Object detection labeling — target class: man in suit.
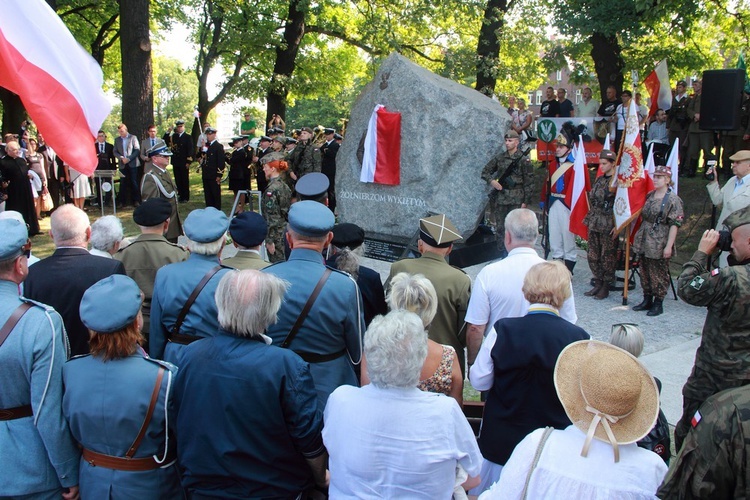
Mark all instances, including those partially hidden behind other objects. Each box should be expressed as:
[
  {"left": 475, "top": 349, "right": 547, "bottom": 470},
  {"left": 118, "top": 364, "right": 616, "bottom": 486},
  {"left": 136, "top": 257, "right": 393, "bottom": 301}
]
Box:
[
  {"left": 114, "top": 123, "right": 141, "bottom": 206},
  {"left": 170, "top": 120, "right": 194, "bottom": 203},
  {"left": 94, "top": 130, "right": 116, "bottom": 206},
  {"left": 140, "top": 124, "right": 159, "bottom": 176},
  {"left": 202, "top": 127, "right": 225, "bottom": 210},
  {"left": 385, "top": 214, "right": 471, "bottom": 375},
  {"left": 24, "top": 205, "right": 125, "bottom": 356},
  {"left": 321, "top": 127, "right": 340, "bottom": 214}
]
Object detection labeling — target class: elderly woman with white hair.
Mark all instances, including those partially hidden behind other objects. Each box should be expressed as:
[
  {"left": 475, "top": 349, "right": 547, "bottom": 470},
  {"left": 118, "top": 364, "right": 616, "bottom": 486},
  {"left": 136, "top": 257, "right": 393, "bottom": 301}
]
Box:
[
  {"left": 323, "top": 310, "right": 482, "bottom": 499},
  {"left": 361, "top": 272, "right": 463, "bottom": 404},
  {"left": 89, "top": 215, "right": 124, "bottom": 258},
  {"left": 174, "top": 270, "right": 328, "bottom": 498},
  {"left": 469, "top": 261, "right": 590, "bottom": 495}
]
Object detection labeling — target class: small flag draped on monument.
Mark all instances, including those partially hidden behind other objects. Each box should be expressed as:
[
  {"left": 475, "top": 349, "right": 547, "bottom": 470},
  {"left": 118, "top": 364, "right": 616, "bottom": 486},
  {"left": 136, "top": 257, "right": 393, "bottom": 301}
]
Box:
[
  {"left": 568, "top": 139, "right": 591, "bottom": 239},
  {"left": 643, "top": 59, "right": 672, "bottom": 118},
  {"left": 0, "top": 0, "right": 111, "bottom": 176},
  {"left": 612, "top": 98, "right": 654, "bottom": 233},
  {"left": 361, "top": 104, "right": 402, "bottom": 185}
]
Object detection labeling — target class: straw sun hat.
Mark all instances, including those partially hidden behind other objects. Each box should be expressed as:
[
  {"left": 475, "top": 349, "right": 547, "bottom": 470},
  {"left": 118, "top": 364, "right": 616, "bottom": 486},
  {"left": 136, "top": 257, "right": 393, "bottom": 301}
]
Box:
[{"left": 554, "top": 340, "right": 659, "bottom": 462}]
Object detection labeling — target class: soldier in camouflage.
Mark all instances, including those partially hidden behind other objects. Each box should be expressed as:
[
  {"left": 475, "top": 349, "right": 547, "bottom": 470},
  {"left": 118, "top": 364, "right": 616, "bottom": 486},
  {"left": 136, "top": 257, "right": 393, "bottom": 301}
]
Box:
[
  {"left": 260, "top": 153, "right": 292, "bottom": 263},
  {"left": 290, "top": 126, "right": 322, "bottom": 184},
  {"left": 582, "top": 150, "right": 617, "bottom": 300},
  {"left": 481, "top": 130, "right": 534, "bottom": 256},
  {"left": 658, "top": 385, "right": 750, "bottom": 499},
  {"left": 672, "top": 205, "right": 750, "bottom": 452}
]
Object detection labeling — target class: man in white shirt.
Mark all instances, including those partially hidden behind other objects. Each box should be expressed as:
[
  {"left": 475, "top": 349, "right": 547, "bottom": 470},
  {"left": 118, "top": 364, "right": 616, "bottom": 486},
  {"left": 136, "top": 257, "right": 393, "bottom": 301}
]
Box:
[
  {"left": 466, "top": 208, "right": 577, "bottom": 366},
  {"left": 647, "top": 108, "right": 670, "bottom": 162},
  {"left": 707, "top": 150, "right": 750, "bottom": 266}
]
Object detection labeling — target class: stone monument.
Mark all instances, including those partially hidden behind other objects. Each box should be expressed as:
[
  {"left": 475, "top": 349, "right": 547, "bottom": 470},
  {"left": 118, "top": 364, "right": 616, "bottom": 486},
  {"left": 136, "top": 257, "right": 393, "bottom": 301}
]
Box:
[{"left": 337, "top": 53, "right": 512, "bottom": 264}]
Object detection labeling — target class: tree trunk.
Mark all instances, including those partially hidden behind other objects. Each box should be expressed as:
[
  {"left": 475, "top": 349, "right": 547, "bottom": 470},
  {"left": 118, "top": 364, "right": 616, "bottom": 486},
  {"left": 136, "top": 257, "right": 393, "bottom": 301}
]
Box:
[
  {"left": 590, "top": 32, "right": 624, "bottom": 98},
  {"left": 119, "top": 0, "right": 153, "bottom": 140},
  {"left": 266, "top": 0, "right": 306, "bottom": 126},
  {"left": 475, "top": 0, "right": 507, "bottom": 97},
  {"left": 0, "top": 89, "right": 25, "bottom": 135}
]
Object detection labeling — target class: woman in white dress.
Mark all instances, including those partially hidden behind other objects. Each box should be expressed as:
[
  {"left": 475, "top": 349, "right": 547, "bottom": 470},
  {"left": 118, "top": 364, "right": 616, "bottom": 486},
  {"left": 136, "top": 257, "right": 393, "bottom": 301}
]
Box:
[{"left": 65, "top": 163, "right": 91, "bottom": 210}]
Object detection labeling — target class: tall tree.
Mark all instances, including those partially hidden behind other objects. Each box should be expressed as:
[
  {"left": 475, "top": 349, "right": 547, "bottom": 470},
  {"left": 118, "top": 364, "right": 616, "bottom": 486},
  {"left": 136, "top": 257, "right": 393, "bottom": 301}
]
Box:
[{"left": 120, "top": 0, "right": 153, "bottom": 140}]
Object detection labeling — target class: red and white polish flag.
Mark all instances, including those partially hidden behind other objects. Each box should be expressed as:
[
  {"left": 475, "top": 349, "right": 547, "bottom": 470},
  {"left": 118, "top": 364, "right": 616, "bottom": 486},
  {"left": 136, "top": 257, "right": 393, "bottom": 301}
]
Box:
[
  {"left": 568, "top": 138, "right": 591, "bottom": 239},
  {"left": 643, "top": 59, "right": 672, "bottom": 118},
  {"left": 665, "top": 137, "right": 680, "bottom": 195},
  {"left": 360, "top": 104, "right": 401, "bottom": 185},
  {"left": 0, "top": 0, "right": 110, "bottom": 176},
  {"left": 613, "top": 98, "right": 654, "bottom": 233}
]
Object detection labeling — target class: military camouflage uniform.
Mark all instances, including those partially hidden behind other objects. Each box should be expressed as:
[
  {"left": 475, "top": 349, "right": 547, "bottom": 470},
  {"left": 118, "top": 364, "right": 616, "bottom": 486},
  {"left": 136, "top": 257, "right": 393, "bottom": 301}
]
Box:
[
  {"left": 262, "top": 175, "right": 291, "bottom": 263},
  {"left": 292, "top": 140, "right": 322, "bottom": 179},
  {"left": 480, "top": 149, "right": 534, "bottom": 253},
  {"left": 659, "top": 385, "right": 750, "bottom": 499},
  {"left": 583, "top": 174, "right": 617, "bottom": 285},
  {"left": 673, "top": 249, "right": 750, "bottom": 451},
  {"left": 632, "top": 190, "right": 684, "bottom": 299}
]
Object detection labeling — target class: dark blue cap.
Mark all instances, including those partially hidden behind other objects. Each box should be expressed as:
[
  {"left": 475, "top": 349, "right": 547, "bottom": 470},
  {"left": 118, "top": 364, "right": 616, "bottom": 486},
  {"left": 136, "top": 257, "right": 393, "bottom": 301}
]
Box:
[
  {"left": 133, "top": 198, "right": 172, "bottom": 226},
  {"left": 229, "top": 212, "right": 268, "bottom": 248}
]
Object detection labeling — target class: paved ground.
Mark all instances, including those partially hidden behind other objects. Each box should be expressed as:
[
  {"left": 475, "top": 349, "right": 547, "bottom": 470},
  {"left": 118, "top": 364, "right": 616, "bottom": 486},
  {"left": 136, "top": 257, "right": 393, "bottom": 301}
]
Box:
[
  {"left": 218, "top": 241, "right": 704, "bottom": 427},
  {"left": 356, "top": 245, "right": 705, "bottom": 427}
]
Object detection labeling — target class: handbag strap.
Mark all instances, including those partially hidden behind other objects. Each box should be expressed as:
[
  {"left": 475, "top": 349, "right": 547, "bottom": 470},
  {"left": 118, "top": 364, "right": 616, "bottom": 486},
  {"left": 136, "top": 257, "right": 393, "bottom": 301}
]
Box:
[
  {"left": 281, "top": 268, "right": 332, "bottom": 349},
  {"left": 0, "top": 303, "right": 33, "bottom": 349},
  {"left": 125, "top": 367, "right": 165, "bottom": 458},
  {"left": 521, "top": 426, "right": 554, "bottom": 500},
  {"left": 171, "top": 265, "right": 223, "bottom": 336}
]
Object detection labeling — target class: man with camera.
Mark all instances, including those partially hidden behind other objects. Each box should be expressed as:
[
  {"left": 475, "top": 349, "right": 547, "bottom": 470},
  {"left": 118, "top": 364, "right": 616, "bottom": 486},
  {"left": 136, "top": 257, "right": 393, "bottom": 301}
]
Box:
[
  {"left": 706, "top": 150, "right": 750, "bottom": 267},
  {"left": 673, "top": 205, "right": 750, "bottom": 452}
]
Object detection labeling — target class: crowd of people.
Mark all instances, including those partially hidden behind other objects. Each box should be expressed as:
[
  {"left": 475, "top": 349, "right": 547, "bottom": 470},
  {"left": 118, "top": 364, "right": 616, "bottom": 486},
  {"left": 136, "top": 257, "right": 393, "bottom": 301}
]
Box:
[{"left": 3, "top": 92, "right": 750, "bottom": 499}]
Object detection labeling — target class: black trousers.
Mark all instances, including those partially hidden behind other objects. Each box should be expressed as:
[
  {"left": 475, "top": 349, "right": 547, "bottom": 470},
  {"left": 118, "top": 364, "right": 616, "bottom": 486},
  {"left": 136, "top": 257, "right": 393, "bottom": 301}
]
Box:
[
  {"left": 173, "top": 161, "right": 190, "bottom": 201},
  {"left": 203, "top": 176, "right": 221, "bottom": 210}
]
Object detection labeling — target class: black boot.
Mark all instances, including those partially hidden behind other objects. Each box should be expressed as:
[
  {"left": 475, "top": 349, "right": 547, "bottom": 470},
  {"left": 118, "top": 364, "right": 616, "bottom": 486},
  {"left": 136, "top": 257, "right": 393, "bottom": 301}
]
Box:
[
  {"left": 633, "top": 295, "right": 653, "bottom": 311},
  {"left": 647, "top": 298, "right": 664, "bottom": 316},
  {"left": 564, "top": 260, "right": 576, "bottom": 274},
  {"left": 584, "top": 279, "right": 602, "bottom": 297}
]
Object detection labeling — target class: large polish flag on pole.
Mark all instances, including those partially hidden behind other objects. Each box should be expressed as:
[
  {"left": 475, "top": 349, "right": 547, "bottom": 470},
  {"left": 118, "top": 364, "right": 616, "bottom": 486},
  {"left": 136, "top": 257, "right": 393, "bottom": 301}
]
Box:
[
  {"left": 360, "top": 104, "right": 401, "bottom": 185},
  {"left": 568, "top": 138, "right": 591, "bottom": 239},
  {"left": 612, "top": 98, "right": 654, "bottom": 233},
  {"left": 0, "top": 0, "right": 110, "bottom": 176},
  {"left": 643, "top": 59, "right": 672, "bottom": 118}
]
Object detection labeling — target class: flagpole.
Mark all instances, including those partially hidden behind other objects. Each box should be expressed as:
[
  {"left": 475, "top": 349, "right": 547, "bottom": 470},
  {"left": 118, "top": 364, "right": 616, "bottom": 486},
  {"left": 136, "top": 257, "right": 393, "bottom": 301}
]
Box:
[{"left": 623, "top": 225, "right": 631, "bottom": 306}]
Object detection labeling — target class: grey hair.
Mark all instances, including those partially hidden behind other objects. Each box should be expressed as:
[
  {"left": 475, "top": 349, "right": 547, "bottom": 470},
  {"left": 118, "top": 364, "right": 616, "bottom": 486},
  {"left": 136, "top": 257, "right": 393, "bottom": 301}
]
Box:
[
  {"left": 609, "top": 324, "right": 645, "bottom": 358},
  {"left": 505, "top": 208, "right": 539, "bottom": 244},
  {"left": 50, "top": 204, "right": 90, "bottom": 247},
  {"left": 215, "top": 270, "right": 289, "bottom": 337},
  {"left": 333, "top": 245, "right": 363, "bottom": 279},
  {"left": 90, "top": 215, "right": 124, "bottom": 252},
  {"left": 386, "top": 272, "right": 437, "bottom": 328},
  {"left": 186, "top": 233, "right": 226, "bottom": 255},
  {"left": 365, "top": 310, "right": 428, "bottom": 389}
]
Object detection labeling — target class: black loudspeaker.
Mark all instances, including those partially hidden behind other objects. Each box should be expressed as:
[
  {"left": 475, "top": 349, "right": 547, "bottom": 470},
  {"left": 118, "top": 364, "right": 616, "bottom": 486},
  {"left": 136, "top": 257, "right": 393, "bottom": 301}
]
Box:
[{"left": 700, "top": 69, "right": 745, "bottom": 131}]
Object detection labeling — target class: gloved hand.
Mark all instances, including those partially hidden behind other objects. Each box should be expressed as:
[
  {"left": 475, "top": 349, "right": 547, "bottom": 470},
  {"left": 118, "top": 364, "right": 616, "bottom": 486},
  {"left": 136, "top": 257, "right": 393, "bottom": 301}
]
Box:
[{"left": 539, "top": 201, "right": 545, "bottom": 211}]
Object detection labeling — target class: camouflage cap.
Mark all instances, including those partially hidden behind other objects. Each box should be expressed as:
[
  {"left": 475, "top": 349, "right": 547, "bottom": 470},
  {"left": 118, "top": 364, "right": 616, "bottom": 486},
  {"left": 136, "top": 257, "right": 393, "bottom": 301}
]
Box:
[
  {"left": 600, "top": 150, "right": 616, "bottom": 161},
  {"left": 504, "top": 130, "right": 520, "bottom": 140},
  {"left": 724, "top": 205, "right": 750, "bottom": 232},
  {"left": 419, "top": 214, "right": 462, "bottom": 248},
  {"left": 259, "top": 151, "right": 286, "bottom": 165}
]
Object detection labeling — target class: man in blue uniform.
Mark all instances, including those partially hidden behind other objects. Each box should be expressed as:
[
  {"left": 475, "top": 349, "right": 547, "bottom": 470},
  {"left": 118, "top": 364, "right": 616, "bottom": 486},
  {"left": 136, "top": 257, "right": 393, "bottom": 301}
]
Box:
[
  {"left": 263, "top": 201, "right": 364, "bottom": 408},
  {"left": 149, "top": 207, "right": 231, "bottom": 364},
  {"left": 0, "top": 219, "right": 79, "bottom": 499}
]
